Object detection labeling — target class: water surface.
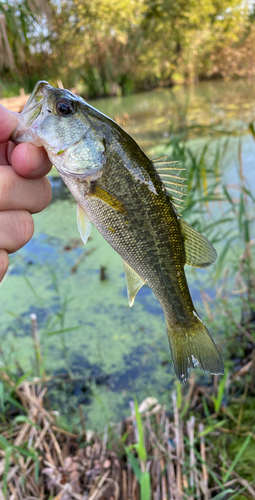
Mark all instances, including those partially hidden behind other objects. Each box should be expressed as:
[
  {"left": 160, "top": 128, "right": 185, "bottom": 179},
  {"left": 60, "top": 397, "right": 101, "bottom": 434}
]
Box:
[{"left": 1, "top": 80, "right": 255, "bottom": 430}]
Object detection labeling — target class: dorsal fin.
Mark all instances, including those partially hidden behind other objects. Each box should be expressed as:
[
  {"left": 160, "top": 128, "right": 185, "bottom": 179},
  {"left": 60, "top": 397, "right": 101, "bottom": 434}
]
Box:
[
  {"left": 152, "top": 157, "right": 187, "bottom": 210},
  {"left": 180, "top": 218, "right": 217, "bottom": 268},
  {"left": 122, "top": 259, "right": 145, "bottom": 306}
]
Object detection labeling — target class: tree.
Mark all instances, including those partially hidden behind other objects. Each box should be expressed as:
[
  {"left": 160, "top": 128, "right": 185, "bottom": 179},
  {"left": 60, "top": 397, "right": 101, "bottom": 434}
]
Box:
[{"left": 0, "top": 0, "right": 51, "bottom": 79}]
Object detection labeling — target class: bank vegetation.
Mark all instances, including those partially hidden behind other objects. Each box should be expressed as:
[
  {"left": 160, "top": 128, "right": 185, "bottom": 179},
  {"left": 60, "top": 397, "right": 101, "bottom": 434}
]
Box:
[{"left": 1, "top": 0, "right": 255, "bottom": 98}]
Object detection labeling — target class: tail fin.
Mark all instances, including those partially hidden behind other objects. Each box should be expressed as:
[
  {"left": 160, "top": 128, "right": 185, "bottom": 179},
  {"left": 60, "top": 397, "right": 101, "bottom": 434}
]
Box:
[{"left": 166, "top": 314, "right": 224, "bottom": 383}]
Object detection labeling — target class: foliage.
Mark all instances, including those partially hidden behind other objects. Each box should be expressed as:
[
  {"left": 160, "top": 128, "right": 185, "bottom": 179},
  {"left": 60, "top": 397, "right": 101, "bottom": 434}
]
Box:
[
  {"left": 0, "top": 0, "right": 255, "bottom": 96},
  {"left": 125, "top": 398, "right": 151, "bottom": 500},
  {"left": 0, "top": 1, "right": 50, "bottom": 78},
  {"left": 0, "top": 369, "right": 254, "bottom": 497},
  {"left": 1, "top": 77, "right": 255, "bottom": 496},
  {"left": 140, "top": 0, "right": 248, "bottom": 84}
]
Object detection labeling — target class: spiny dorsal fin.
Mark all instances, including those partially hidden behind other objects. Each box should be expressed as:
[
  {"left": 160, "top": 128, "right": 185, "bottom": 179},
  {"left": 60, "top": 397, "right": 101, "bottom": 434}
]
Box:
[
  {"left": 180, "top": 218, "right": 217, "bottom": 268},
  {"left": 152, "top": 157, "right": 187, "bottom": 210},
  {"left": 77, "top": 203, "right": 92, "bottom": 245},
  {"left": 122, "top": 259, "right": 145, "bottom": 307}
]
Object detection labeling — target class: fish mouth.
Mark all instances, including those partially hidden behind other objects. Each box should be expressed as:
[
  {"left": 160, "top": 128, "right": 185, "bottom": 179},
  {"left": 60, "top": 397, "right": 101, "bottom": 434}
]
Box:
[
  {"left": 11, "top": 81, "right": 49, "bottom": 145},
  {"left": 58, "top": 164, "right": 103, "bottom": 181},
  {"left": 19, "top": 80, "right": 49, "bottom": 125}
]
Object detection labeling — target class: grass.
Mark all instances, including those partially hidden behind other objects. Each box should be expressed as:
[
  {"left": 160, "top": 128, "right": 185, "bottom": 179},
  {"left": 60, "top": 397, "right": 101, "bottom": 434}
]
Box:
[
  {"left": 0, "top": 207, "right": 254, "bottom": 498},
  {"left": 0, "top": 358, "right": 255, "bottom": 498},
  {"left": 1, "top": 99, "right": 255, "bottom": 497},
  {"left": 125, "top": 399, "right": 151, "bottom": 500}
]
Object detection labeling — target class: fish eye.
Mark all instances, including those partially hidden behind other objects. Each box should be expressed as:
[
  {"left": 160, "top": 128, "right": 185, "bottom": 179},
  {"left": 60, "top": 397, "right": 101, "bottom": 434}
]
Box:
[{"left": 56, "top": 98, "right": 74, "bottom": 116}]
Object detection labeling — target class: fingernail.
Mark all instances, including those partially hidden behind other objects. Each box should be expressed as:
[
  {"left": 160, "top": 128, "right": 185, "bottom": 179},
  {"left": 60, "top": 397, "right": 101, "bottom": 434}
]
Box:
[{"left": 27, "top": 145, "right": 45, "bottom": 171}]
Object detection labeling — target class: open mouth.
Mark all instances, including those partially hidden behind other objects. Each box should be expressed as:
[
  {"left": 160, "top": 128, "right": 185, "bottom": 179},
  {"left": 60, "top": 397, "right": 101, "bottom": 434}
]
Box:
[
  {"left": 11, "top": 81, "right": 50, "bottom": 145},
  {"left": 20, "top": 82, "right": 49, "bottom": 127}
]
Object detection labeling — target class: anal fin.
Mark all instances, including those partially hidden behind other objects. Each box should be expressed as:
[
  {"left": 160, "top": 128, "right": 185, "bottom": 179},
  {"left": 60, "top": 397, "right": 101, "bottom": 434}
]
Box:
[
  {"left": 77, "top": 203, "right": 92, "bottom": 245},
  {"left": 122, "top": 259, "right": 145, "bottom": 307}
]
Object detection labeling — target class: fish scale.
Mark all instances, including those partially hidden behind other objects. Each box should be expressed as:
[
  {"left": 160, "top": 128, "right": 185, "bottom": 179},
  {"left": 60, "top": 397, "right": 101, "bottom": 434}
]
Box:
[{"left": 12, "top": 80, "right": 224, "bottom": 383}]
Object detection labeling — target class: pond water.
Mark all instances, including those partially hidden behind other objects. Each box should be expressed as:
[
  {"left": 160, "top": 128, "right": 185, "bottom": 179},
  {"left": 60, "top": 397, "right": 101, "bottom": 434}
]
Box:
[{"left": 1, "top": 80, "right": 255, "bottom": 430}]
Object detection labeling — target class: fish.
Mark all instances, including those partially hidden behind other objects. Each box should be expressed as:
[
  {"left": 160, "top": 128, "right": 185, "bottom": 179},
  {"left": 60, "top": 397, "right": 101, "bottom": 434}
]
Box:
[{"left": 11, "top": 81, "right": 224, "bottom": 382}]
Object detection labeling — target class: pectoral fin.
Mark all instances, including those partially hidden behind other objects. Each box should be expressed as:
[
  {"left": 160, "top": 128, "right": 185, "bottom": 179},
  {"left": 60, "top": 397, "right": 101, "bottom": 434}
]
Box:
[
  {"left": 122, "top": 259, "right": 145, "bottom": 307},
  {"left": 77, "top": 203, "right": 92, "bottom": 245},
  {"left": 180, "top": 219, "right": 217, "bottom": 268},
  {"left": 89, "top": 182, "right": 126, "bottom": 214}
]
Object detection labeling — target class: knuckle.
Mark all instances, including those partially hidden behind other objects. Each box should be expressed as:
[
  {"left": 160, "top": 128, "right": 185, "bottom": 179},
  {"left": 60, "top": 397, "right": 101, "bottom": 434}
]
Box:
[
  {"left": 18, "top": 210, "right": 34, "bottom": 245},
  {"left": 34, "top": 177, "right": 52, "bottom": 213},
  {"left": 0, "top": 166, "right": 13, "bottom": 209},
  {"left": 43, "top": 177, "right": 52, "bottom": 207},
  {"left": 13, "top": 210, "right": 34, "bottom": 248}
]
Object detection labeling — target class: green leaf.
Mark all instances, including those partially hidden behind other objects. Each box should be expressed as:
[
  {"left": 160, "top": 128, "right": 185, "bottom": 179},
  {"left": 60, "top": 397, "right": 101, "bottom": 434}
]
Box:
[
  {"left": 5, "top": 309, "right": 21, "bottom": 319},
  {"left": 223, "top": 428, "right": 254, "bottom": 483},
  {"left": 188, "top": 439, "right": 223, "bottom": 488},
  {"left": 134, "top": 398, "right": 146, "bottom": 461},
  {"left": 14, "top": 416, "right": 40, "bottom": 430},
  {"left": 0, "top": 382, "right": 4, "bottom": 408},
  {"left": 244, "top": 218, "right": 250, "bottom": 244},
  {"left": 13, "top": 446, "right": 38, "bottom": 461},
  {"left": 212, "top": 370, "right": 228, "bottom": 413},
  {"left": 176, "top": 382, "right": 182, "bottom": 410},
  {"left": 23, "top": 275, "right": 41, "bottom": 301},
  {"left": 140, "top": 471, "right": 151, "bottom": 500},
  {"left": 180, "top": 398, "right": 190, "bottom": 419},
  {"left": 238, "top": 193, "right": 245, "bottom": 233},
  {"left": 215, "top": 235, "right": 238, "bottom": 277},
  {"left": 121, "top": 432, "right": 128, "bottom": 443},
  {"left": 15, "top": 370, "right": 33, "bottom": 388},
  {"left": 46, "top": 326, "right": 80, "bottom": 336},
  {"left": 0, "top": 435, "right": 11, "bottom": 450},
  {"left": 229, "top": 479, "right": 255, "bottom": 499},
  {"left": 198, "top": 419, "right": 228, "bottom": 437},
  {"left": 222, "top": 185, "right": 235, "bottom": 208},
  {"left": 5, "top": 395, "right": 26, "bottom": 412},
  {"left": 125, "top": 447, "right": 142, "bottom": 482},
  {"left": 212, "top": 489, "right": 235, "bottom": 500},
  {"left": 248, "top": 122, "right": 255, "bottom": 140},
  {"left": 3, "top": 446, "right": 12, "bottom": 498}
]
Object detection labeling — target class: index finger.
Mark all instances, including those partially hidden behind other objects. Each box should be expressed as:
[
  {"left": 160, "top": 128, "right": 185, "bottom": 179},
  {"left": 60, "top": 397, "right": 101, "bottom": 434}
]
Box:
[
  {"left": 0, "top": 104, "right": 18, "bottom": 143},
  {"left": 11, "top": 143, "right": 52, "bottom": 179}
]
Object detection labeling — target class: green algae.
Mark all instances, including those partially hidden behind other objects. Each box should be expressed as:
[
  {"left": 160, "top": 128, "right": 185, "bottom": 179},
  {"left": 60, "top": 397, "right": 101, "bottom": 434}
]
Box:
[
  {"left": 1, "top": 198, "right": 176, "bottom": 429},
  {"left": 2, "top": 81, "right": 255, "bottom": 431}
]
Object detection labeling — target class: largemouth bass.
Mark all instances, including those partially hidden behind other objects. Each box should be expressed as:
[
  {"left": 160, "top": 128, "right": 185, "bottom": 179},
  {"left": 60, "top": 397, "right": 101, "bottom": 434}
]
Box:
[{"left": 12, "top": 81, "right": 224, "bottom": 382}]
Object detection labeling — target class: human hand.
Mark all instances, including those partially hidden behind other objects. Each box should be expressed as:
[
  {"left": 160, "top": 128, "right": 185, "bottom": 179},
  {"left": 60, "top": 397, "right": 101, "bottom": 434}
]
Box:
[{"left": 0, "top": 103, "right": 52, "bottom": 282}]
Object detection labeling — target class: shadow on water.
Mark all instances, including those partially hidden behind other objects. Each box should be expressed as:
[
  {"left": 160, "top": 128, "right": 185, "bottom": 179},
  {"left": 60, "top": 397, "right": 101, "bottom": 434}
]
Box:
[
  {"left": 49, "top": 354, "right": 110, "bottom": 412},
  {"left": 49, "top": 176, "right": 71, "bottom": 203},
  {"left": 5, "top": 305, "right": 60, "bottom": 337},
  {"left": 10, "top": 233, "right": 85, "bottom": 275},
  {"left": 48, "top": 343, "right": 173, "bottom": 424},
  {"left": 106, "top": 344, "right": 171, "bottom": 391}
]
